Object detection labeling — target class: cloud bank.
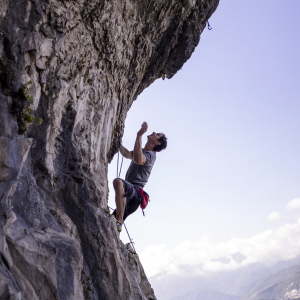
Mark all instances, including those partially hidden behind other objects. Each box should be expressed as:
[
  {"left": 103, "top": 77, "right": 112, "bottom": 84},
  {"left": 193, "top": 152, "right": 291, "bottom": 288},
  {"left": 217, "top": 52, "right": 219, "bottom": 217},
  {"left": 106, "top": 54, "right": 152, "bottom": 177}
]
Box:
[
  {"left": 140, "top": 218, "right": 300, "bottom": 277},
  {"left": 287, "top": 198, "right": 300, "bottom": 210},
  {"left": 267, "top": 211, "right": 280, "bottom": 220}
]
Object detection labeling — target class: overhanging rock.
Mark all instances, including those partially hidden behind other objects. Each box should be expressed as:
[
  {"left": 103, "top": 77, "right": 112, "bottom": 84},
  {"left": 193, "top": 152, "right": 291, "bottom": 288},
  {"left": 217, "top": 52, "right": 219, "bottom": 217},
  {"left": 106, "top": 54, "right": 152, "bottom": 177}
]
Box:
[{"left": 0, "top": 0, "right": 219, "bottom": 299}]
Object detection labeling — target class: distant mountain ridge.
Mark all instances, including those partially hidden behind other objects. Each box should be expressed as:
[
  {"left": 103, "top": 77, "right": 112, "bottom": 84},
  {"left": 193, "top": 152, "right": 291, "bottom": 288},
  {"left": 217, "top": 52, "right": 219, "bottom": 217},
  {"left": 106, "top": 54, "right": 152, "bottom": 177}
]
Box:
[
  {"left": 244, "top": 264, "right": 300, "bottom": 300},
  {"left": 149, "top": 256, "right": 300, "bottom": 300},
  {"left": 171, "top": 289, "right": 240, "bottom": 300}
]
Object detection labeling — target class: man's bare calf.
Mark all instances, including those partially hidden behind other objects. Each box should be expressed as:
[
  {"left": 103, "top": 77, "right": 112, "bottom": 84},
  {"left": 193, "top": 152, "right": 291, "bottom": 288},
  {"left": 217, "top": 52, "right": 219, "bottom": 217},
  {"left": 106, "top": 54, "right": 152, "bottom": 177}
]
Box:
[{"left": 113, "top": 178, "right": 126, "bottom": 223}]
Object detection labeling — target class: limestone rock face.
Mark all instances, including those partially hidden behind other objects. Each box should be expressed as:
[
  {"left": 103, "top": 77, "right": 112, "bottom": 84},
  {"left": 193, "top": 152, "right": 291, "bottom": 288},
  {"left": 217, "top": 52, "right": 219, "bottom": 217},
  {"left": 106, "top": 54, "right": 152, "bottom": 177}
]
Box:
[{"left": 0, "top": 0, "right": 219, "bottom": 299}]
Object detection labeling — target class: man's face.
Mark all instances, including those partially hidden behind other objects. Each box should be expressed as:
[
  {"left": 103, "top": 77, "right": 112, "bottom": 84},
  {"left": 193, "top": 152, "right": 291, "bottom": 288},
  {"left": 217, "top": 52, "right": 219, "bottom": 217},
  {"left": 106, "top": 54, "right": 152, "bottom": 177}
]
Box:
[{"left": 148, "top": 132, "right": 163, "bottom": 145}]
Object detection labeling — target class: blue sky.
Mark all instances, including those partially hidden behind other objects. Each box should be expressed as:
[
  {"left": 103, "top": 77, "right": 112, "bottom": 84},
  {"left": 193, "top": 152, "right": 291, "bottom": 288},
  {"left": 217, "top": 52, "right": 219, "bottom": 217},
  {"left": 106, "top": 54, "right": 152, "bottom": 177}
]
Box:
[{"left": 107, "top": 1, "right": 300, "bottom": 276}]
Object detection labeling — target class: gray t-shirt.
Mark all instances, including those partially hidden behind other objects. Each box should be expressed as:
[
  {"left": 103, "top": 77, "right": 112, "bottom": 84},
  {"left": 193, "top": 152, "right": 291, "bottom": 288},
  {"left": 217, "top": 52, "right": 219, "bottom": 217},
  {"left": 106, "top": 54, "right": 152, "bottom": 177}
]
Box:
[{"left": 125, "top": 150, "right": 156, "bottom": 188}]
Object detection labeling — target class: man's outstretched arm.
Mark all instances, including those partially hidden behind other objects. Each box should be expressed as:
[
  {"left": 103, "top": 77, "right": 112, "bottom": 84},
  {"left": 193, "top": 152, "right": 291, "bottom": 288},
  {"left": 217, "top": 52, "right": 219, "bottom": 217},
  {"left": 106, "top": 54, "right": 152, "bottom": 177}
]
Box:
[
  {"left": 119, "top": 145, "right": 132, "bottom": 159},
  {"left": 133, "top": 122, "right": 147, "bottom": 165}
]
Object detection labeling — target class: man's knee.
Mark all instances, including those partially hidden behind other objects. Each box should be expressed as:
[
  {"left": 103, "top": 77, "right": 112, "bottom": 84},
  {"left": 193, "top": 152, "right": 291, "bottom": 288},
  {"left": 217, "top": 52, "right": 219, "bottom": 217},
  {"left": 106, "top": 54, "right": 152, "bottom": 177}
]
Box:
[{"left": 113, "top": 178, "right": 124, "bottom": 192}]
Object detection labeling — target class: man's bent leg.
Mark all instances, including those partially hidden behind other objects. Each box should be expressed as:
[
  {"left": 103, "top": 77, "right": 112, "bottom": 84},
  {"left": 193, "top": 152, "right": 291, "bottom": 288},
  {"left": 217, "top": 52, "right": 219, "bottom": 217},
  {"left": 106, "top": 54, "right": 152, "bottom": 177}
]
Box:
[{"left": 113, "top": 178, "right": 126, "bottom": 222}]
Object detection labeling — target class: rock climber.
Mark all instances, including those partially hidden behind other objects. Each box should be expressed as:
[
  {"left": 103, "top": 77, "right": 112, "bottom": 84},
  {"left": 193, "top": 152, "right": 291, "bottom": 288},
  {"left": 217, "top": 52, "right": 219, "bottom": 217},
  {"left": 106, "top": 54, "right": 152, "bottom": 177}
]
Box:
[{"left": 112, "top": 122, "right": 167, "bottom": 232}]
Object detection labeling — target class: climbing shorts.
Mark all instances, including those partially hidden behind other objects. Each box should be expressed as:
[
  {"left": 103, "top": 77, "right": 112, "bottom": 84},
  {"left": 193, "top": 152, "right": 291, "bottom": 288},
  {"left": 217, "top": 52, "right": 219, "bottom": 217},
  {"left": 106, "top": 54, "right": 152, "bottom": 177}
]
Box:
[{"left": 114, "top": 179, "right": 142, "bottom": 221}]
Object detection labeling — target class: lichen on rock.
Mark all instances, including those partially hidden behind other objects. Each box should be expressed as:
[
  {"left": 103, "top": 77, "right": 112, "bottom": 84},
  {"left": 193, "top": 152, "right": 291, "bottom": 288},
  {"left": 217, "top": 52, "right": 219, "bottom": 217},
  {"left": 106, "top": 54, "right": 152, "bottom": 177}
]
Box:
[{"left": 0, "top": 0, "right": 219, "bottom": 299}]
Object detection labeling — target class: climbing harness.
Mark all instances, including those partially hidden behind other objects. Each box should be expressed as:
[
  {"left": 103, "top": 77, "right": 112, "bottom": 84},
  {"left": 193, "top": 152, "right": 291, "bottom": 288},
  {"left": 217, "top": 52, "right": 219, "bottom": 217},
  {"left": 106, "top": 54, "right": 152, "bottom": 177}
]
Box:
[
  {"left": 207, "top": 21, "right": 212, "bottom": 30},
  {"left": 116, "top": 145, "right": 124, "bottom": 178},
  {"left": 108, "top": 205, "right": 136, "bottom": 253}
]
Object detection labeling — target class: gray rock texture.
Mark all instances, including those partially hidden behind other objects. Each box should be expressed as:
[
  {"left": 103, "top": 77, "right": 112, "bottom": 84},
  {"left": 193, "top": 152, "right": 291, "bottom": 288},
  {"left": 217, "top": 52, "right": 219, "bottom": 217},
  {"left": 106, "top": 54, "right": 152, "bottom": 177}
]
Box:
[{"left": 0, "top": 0, "right": 219, "bottom": 299}]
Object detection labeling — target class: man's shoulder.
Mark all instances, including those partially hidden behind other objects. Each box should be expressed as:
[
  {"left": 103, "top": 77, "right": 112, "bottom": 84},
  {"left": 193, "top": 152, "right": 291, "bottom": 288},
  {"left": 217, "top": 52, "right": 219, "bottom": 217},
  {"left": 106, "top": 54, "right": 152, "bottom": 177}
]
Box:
[
  {"left": 143, "top": 150, "right": 156, "bottom": 165},
  {"left": 143, "top": 150, "right": 156, "bottom": 157},
  {"left": 144, "top": 150, "right": 156, "bottom": 154}
]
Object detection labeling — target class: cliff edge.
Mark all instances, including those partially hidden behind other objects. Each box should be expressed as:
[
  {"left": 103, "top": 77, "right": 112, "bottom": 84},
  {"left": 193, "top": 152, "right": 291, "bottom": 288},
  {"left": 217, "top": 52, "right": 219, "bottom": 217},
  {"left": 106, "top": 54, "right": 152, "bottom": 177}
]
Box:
[{"left": 0, "top": 0, "right": 219, "bottom": 299}]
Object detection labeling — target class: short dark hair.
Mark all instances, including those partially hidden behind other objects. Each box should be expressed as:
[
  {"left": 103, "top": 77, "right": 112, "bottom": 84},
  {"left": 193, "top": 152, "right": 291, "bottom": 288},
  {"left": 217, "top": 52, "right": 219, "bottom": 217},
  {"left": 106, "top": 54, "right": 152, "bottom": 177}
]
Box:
[{"left": 153, "top": 133, "right": 167, "bottom": 152}]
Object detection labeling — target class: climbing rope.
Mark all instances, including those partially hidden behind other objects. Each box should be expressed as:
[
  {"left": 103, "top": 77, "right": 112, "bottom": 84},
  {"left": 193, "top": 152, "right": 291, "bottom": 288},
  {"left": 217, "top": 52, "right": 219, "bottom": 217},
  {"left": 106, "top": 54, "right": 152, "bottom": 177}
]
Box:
[
  {"left": 207, "top": 21, "right": 212, "bottom": 30},
  {"left": 114, "top": 145, "right": 136, "bottom": 253},
  {"left": 108, "top": 205, "right": 136, "bottom": 253},
  {"left": 123, "top": 222, "right": 136, "bottom": 253},
  {"left": 116, "top": 145, "right": 124, "bottom": 178}
]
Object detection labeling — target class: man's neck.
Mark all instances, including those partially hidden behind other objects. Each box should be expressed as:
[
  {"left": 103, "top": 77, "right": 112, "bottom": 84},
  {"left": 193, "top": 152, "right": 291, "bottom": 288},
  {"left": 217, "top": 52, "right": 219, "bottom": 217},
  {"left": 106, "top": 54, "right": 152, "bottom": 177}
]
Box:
[{"left": 143, "top": 142, "right": 154, "bottom": 152}]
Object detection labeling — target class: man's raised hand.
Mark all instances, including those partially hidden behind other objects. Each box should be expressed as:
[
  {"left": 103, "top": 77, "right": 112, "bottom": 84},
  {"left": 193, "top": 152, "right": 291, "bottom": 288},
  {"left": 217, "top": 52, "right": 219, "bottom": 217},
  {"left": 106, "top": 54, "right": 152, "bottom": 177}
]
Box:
[{"left": 137, "top": 122, "right": 148, "bottom": 137}]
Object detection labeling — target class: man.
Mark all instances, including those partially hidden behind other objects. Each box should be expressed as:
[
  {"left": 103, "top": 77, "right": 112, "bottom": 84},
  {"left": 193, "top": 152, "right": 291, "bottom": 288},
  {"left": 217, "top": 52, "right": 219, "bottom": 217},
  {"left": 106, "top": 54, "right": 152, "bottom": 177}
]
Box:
[{"left": 113, "top": 122, "right": 167, "bottom": 232}]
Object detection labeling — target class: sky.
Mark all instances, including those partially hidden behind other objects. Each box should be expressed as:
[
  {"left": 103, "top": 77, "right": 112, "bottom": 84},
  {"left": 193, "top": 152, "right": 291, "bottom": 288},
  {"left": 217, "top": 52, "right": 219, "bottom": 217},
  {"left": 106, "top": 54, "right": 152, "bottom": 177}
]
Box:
[{"left": 107, "top": 1, "right": 300, "bottom": 278}]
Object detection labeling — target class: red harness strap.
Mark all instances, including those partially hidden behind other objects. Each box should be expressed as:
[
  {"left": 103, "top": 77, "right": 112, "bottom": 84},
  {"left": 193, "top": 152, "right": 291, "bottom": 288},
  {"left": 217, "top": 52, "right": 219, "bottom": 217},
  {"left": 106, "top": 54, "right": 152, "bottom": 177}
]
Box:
[{"left": 138, "top": 189, "right": 150, "bottom": 210}]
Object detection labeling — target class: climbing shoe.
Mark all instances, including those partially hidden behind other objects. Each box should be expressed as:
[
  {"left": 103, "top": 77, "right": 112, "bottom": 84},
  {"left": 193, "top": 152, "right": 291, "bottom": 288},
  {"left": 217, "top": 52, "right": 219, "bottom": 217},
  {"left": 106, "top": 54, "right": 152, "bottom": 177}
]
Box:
[{"left": 116, "top": 219, "right": 122, "bottom": 233}]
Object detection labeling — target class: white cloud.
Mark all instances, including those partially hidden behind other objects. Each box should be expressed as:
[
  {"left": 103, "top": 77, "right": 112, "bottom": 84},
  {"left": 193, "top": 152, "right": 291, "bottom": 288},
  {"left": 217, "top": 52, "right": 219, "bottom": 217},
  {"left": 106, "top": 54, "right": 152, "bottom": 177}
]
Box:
[
  {"left": 267, "top": 211, "right": 280, "bottom": 220},
  {"left": 287, "top": 198, "right": 300, "bottom": 210},
  {"left": 140, "top": 218, "right": 300, "bottom": 277}
]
